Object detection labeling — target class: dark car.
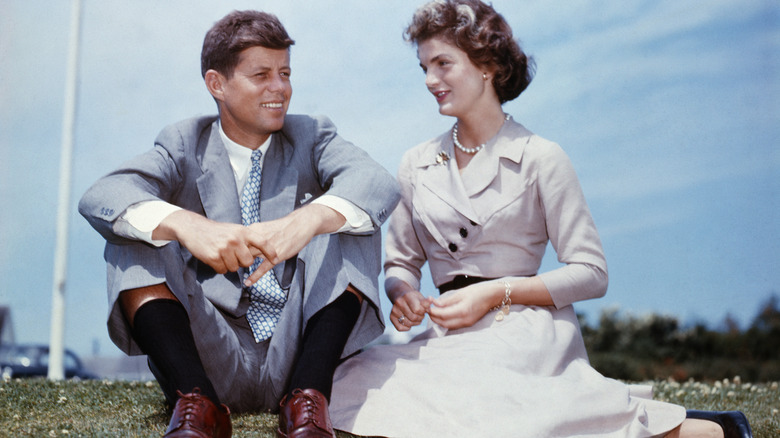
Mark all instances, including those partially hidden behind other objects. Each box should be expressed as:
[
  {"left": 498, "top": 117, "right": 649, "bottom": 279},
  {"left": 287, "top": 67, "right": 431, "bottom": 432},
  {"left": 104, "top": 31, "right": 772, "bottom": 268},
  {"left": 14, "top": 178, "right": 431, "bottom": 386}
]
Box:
[{"left": 0, "top": 344, "right": 95, "bottom": 379}]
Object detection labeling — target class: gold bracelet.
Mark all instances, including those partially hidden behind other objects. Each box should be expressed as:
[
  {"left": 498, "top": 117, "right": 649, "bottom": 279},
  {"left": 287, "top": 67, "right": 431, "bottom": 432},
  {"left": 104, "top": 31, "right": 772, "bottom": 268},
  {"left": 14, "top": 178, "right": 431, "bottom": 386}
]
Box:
[{"left": 491, "top": 281, "right": 512, "bottom": 321}]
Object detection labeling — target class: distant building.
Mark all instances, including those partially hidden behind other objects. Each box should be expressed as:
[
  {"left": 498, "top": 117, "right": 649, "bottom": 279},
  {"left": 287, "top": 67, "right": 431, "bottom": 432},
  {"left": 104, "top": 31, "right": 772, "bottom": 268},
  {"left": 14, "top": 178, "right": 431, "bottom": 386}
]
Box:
[{"left": 0, "top": 306, "right": 14, "bottom": 346}]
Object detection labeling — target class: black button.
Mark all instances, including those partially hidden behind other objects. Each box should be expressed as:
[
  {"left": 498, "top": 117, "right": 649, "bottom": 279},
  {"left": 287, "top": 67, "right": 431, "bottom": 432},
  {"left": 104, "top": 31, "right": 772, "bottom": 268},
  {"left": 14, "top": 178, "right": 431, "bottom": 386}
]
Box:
[
  {"left": 448, "top": 243, "right": 458, "bottom": 252},
  {"left": 459, "top": 227, "right": 468, "bottom": 238},
  {"left": 469, "top": 220, "right": 477, "bottom": 226}
]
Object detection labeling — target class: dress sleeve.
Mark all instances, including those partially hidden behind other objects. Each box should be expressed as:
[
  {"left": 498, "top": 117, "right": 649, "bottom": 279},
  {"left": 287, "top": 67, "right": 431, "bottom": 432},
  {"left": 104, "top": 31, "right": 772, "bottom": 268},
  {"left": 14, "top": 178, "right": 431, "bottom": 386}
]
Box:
[
  {"left": 535, "top": 143, "right": 608, "bottom": 308},
  {"left": 384, "top": 151, "right": 427, "bottom": 292}
]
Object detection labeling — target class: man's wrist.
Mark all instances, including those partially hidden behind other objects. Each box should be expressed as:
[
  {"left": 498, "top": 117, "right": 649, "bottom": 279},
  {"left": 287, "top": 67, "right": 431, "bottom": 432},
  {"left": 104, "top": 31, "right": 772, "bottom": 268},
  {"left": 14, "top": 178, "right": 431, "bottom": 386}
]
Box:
[
  {"left": 299, "top": 203, "right": 346, "bottom": 236},
  {"left": 312, "top": 195, "right": 372, "bottom": 233},
  {"left": 153, "top": 209, "right": 195, "bottom": 242}
]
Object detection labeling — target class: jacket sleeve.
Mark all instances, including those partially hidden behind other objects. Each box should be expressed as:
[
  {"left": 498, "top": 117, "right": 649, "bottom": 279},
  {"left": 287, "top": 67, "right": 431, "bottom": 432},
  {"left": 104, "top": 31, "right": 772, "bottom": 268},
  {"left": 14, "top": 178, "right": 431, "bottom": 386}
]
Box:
[
  {"left": 78, "top": 126, "right": 186, "bottom": 244},
  {"left": 283, "top": 115, "right": 400, "bottom": 233}
]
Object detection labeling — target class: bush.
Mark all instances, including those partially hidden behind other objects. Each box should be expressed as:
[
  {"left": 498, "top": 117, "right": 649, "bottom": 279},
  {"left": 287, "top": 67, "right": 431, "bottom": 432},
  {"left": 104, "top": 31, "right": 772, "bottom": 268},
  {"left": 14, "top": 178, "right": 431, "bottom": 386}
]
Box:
[{"left": 580, "top": 294, "right": 780, "bottom": 382}]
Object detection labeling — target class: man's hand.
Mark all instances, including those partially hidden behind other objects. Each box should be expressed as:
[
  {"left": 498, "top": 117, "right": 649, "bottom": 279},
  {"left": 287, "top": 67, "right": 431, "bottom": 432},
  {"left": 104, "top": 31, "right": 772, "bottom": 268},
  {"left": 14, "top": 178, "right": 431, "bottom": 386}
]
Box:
[
  {"left": 243, "top": 203, "right": 346, "bottom": 285},
  {"left": 154, "top": 204, "right": 346, "bottom": 284},
  {"left": 153, "top": 209, "right": 258, "bottom": 274}
]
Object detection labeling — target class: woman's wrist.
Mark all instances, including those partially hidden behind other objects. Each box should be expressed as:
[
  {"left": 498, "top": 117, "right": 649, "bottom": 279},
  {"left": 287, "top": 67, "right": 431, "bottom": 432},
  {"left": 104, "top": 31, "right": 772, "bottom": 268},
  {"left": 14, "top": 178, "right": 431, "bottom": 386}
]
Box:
[
  {"left": 489, "top": 280, "right": 512, "bottom": 321},
  {"left": 482, "top": 280, "right": 507, "bottom": 311},
  {"left": 385, "top": 277, "right": 414, "bottom": 304}
]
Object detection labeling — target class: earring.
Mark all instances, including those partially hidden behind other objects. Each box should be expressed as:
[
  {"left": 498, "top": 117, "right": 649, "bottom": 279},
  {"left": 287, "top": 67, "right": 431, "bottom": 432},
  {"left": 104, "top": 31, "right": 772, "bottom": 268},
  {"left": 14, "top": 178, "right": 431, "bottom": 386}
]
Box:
[{"left": 483, "top": 73, "right": 488, "bottom": 81}]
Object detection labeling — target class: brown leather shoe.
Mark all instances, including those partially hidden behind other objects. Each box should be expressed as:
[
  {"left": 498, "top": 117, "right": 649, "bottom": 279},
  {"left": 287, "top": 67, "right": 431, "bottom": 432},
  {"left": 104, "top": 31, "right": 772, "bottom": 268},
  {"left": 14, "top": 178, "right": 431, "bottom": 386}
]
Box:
[
  {"left": 164, "top": 389, "right": 232, "bottom": 438},
  {"left": 277, "top": 388, "right": 336, "bottom": 438}
]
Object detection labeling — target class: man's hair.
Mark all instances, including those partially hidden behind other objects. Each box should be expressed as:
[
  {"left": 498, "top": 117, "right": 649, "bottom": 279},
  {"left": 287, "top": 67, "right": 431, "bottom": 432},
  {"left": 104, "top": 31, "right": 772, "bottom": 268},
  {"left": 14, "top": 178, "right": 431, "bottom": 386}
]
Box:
[
  {"left": 404, "top": 0, "right": 535, "bottom": 103},
  {"left": 201, "top": 10, "right": 295, "bottom": 78}
]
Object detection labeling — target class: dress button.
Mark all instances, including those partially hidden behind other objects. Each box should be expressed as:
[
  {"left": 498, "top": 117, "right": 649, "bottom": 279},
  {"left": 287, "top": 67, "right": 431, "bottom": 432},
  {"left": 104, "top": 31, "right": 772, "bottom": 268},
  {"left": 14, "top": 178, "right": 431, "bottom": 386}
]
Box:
[
  {"left": 459, "top": 227, "right": 468, "bottom": 238},
  {"left": 448, "top": 243, "right": 458, "bottom": 252}
]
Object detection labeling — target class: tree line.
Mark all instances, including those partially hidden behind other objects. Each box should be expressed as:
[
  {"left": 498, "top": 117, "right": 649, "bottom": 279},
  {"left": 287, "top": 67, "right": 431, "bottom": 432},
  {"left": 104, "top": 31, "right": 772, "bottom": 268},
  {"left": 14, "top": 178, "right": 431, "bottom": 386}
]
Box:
[{"left": 579, "top": 294, "right": 780, "bottom": 382}]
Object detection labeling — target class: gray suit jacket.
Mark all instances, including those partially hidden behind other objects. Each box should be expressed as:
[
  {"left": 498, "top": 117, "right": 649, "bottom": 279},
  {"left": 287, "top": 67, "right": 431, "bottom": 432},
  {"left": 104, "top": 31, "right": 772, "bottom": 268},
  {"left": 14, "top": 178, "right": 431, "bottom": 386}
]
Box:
[{"left": 80, "top": 114, "right": 400, "bottom": 358}]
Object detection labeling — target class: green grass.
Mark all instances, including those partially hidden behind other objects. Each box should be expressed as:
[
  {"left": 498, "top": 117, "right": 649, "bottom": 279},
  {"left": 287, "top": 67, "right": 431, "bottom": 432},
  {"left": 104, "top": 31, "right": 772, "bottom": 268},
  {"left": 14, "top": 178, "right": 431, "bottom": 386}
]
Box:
[
  {"left": 0, "top": 377, "right": 777, "bottom": 437},
  {"left": 651, "top": 377, "right": 779, "bottom": 437}
]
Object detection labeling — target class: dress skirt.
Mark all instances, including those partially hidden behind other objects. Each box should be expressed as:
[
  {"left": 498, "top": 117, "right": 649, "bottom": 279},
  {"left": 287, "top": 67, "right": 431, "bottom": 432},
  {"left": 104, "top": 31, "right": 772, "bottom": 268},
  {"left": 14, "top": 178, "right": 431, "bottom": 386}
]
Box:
[{"left": 330, "top": 304, "right": 686, "bottom": 437}]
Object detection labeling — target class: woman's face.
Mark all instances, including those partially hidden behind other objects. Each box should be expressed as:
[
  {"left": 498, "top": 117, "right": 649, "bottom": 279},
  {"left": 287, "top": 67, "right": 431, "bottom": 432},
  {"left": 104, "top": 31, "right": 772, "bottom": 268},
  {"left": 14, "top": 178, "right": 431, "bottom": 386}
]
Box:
[{"left": 417, "top": 37, "right": 496, "bottom": 119}]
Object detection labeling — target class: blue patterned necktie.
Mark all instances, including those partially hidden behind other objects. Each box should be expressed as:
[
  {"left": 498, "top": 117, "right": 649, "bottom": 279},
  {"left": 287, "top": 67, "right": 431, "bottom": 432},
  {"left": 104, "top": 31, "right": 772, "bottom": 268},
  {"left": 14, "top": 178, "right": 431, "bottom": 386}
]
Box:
[{"left": 241, "top": 149, "right": 287, "bottom": 342}]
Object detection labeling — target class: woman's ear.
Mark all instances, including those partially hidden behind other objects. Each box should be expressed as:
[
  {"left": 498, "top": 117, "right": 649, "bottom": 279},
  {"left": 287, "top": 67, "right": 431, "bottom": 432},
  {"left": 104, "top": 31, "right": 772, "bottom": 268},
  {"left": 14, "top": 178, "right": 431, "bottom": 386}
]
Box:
[
  {"left": 482, "top": 63, "right": 498, "bottom": 81},
  {"left": 204, "top": 69, "right": 224, "bottom": 101}
]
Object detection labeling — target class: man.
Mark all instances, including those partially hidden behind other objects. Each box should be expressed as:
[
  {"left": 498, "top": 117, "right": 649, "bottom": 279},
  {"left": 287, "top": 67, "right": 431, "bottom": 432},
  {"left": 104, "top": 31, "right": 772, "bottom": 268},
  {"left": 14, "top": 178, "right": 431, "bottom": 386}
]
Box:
[{"left": 79, "top": 10, "right": 399, "bottom": 438}]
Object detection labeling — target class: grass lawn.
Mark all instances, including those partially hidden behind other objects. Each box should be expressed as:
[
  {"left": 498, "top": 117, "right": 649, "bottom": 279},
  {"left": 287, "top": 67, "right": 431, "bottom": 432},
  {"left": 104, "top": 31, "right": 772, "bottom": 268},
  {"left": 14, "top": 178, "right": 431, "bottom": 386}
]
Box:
[{"left": 1, "top": 377, "right": 777, "bottom": 437}]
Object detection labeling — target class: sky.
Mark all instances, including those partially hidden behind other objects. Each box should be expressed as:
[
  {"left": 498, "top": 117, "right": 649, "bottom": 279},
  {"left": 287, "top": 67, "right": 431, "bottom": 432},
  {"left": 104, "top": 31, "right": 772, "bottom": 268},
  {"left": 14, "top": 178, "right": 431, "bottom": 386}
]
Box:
[{"left": 1, "top": 0, "right": 778, "bottom": 359}]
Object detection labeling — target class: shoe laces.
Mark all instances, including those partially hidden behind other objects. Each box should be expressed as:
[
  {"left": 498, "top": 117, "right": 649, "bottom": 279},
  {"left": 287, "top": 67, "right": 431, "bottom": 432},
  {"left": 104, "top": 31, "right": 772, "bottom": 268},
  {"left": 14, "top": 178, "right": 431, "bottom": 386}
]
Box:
[
  {"left": 294, "top": 391, "right": 319, "bottom": 412},
  {"left": 173, "top": 389, "right": 208, "bottom": 426},
  {"left": 290, "top": 389, "right": 325, "bottom": 427}
]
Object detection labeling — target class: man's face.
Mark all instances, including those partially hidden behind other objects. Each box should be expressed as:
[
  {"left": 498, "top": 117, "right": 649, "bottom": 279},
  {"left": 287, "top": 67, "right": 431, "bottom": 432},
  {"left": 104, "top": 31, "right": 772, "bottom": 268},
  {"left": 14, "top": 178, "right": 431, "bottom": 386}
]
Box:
[{"left": 213, "top": 46, "right": 292, "bottom": 148}]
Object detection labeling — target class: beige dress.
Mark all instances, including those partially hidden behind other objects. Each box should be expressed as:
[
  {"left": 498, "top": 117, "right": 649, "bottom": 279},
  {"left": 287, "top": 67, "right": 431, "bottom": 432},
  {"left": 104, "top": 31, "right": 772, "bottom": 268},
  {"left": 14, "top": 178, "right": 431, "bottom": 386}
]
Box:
[{"left": 330, "top": 119, "right": 686, "bottom": 437}]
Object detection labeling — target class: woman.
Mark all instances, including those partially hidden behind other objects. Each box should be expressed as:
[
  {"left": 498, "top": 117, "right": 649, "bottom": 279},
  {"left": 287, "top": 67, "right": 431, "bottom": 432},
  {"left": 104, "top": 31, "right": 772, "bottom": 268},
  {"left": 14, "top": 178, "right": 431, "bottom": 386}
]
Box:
[{"left": 329, "top": 1, "right": 751, "bottom": 437}]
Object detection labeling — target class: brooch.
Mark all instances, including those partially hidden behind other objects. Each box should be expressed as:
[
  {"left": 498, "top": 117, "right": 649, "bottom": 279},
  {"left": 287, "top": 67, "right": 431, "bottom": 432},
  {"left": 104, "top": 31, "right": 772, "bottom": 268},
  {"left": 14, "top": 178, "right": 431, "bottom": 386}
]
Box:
[{"left": 435, "top": 151, "right": 450, "bottom": 165}]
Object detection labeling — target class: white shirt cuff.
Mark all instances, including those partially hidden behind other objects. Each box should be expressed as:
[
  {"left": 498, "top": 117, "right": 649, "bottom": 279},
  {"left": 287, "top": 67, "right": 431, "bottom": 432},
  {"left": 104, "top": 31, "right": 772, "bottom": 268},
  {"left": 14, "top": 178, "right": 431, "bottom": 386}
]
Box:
[
  {"left": 113, "top": 201, "right": 183, "bottom": 247},
  {"left": 311, "top": 195, "right": 373, "bottom": 233}
]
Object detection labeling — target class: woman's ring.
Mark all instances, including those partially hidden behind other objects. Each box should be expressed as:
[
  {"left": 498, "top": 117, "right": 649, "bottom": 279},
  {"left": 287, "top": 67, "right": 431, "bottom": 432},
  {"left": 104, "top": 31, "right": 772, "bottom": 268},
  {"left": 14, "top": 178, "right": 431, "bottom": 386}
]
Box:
[{"left": 398, "top": 315, "right": 406, "bottom": 324}]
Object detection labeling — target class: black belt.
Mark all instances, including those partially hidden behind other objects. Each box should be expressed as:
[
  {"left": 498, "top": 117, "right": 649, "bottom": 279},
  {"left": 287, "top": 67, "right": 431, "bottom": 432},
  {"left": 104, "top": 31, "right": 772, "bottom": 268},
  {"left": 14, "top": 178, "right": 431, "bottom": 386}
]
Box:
[{"left": 438, "top": 275, "right": 495, "bottom": 294}]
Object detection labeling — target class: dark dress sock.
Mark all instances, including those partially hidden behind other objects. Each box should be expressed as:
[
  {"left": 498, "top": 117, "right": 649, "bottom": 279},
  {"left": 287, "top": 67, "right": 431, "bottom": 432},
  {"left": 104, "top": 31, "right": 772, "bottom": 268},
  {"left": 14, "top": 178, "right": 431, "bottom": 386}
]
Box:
[
  {"left": 287, "top": 291, "right": 361, "bottom": 401},
  {"left": 131, "top": 298, "right": 221, "bottom": 406}
]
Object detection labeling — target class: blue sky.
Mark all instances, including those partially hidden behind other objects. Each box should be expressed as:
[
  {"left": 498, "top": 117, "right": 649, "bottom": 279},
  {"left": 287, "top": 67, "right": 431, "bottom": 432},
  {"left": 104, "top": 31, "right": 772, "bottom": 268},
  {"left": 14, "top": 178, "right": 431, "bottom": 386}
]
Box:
[{"left": 1, "top": 0, "right": 777, "bottom": 358}]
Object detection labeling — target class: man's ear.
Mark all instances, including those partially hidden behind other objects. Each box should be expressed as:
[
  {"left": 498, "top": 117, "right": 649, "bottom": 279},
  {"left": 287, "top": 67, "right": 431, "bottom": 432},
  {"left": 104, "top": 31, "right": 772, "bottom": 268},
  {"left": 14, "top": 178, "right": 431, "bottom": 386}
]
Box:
[{"left": 204, "top": 69, "right": 224, "bottom": 101}]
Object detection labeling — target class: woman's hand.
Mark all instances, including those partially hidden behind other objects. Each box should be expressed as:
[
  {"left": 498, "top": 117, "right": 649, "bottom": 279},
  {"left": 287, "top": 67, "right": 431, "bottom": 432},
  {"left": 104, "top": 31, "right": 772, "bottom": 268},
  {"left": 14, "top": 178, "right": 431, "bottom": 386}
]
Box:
[
  {"left": 390, "top": 290, "right": 432, "bottom": 332},
  {"left": 427, "top": 283, "right": 499, "bottom": 330}
]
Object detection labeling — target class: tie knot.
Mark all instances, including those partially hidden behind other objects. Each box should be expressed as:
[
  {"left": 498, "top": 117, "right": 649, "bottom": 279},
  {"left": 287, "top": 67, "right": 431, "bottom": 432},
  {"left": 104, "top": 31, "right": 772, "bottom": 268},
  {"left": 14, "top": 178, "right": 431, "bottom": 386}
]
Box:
[{"left": 251, "top": 149, "right": 263, "bottom": 164}]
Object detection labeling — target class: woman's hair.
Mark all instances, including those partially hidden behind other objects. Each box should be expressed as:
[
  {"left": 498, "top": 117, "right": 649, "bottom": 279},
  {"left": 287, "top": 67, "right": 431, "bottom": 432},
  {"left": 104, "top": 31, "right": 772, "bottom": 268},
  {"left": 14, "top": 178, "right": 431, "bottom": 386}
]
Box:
[
  {"left": 404, "top": 0, "right": 535, "bottom": 103},
  {"left": 201, "top": 10, "right": 295, "bottom": 78}
]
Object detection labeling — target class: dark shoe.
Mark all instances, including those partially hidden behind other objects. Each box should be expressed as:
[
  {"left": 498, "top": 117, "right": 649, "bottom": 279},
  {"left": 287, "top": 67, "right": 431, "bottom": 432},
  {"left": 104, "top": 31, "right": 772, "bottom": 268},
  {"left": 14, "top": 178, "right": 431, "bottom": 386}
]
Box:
[
  {"left": 165, "top": 389, "right": 232, "bottom": 438},
  {"left": 277, "top": 388, "right": 336, "bottom": 438},
  {"left": 686, "top": 410, "right": 753, "bottom": 438}
]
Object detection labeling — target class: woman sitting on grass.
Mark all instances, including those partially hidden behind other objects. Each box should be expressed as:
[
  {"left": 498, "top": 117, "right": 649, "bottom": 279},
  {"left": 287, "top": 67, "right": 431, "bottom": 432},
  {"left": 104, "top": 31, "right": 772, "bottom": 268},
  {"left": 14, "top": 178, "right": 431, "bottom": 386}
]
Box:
[{"left": 328, "top": 1, "right": 753, "bottom": 437}]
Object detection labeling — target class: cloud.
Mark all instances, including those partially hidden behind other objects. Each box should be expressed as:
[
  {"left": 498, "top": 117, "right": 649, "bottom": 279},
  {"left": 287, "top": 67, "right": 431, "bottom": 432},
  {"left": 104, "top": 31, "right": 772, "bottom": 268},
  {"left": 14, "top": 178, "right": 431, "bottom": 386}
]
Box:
[{"left": 503, "top": 0, "right": 780, "bottom": 207}]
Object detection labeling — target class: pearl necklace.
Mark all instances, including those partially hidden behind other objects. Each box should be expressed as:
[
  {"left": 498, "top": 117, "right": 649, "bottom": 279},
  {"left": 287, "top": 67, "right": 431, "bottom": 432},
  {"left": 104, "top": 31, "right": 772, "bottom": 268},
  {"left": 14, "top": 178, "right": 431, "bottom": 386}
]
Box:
[{"left": 452, "top": 113, "right": 511, "bottom": 154}]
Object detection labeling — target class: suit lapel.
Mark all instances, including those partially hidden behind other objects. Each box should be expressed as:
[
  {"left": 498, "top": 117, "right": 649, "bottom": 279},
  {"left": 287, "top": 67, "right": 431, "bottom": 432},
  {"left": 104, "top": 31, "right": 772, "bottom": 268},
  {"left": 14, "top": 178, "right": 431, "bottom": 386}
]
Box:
[
  {"left": 196, "top": 121, "right": 242, "bottom": 224},
  {"left": 259, "top": 133, "right": 298, "bottom": 223},
  {"left": 193, "top": 121, "right": 245, "bottom": 308},
  {"left": 261, "top": 133, "right": 298, "bottom": 284}
]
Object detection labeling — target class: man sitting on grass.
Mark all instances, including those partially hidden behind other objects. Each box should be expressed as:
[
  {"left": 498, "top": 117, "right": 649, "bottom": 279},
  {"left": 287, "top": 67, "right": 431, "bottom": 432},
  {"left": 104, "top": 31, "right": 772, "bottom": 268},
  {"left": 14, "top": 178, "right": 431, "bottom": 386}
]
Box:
[{"left": 79, "top": 10, "right": 399, "bottom": 438}]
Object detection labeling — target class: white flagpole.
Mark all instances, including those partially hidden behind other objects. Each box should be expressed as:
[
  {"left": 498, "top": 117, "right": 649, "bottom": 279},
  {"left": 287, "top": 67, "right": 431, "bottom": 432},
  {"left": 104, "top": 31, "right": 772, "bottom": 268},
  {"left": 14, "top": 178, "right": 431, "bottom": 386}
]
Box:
[{"left": 48, "top": 0, "right": 83, "bottom": 381}]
